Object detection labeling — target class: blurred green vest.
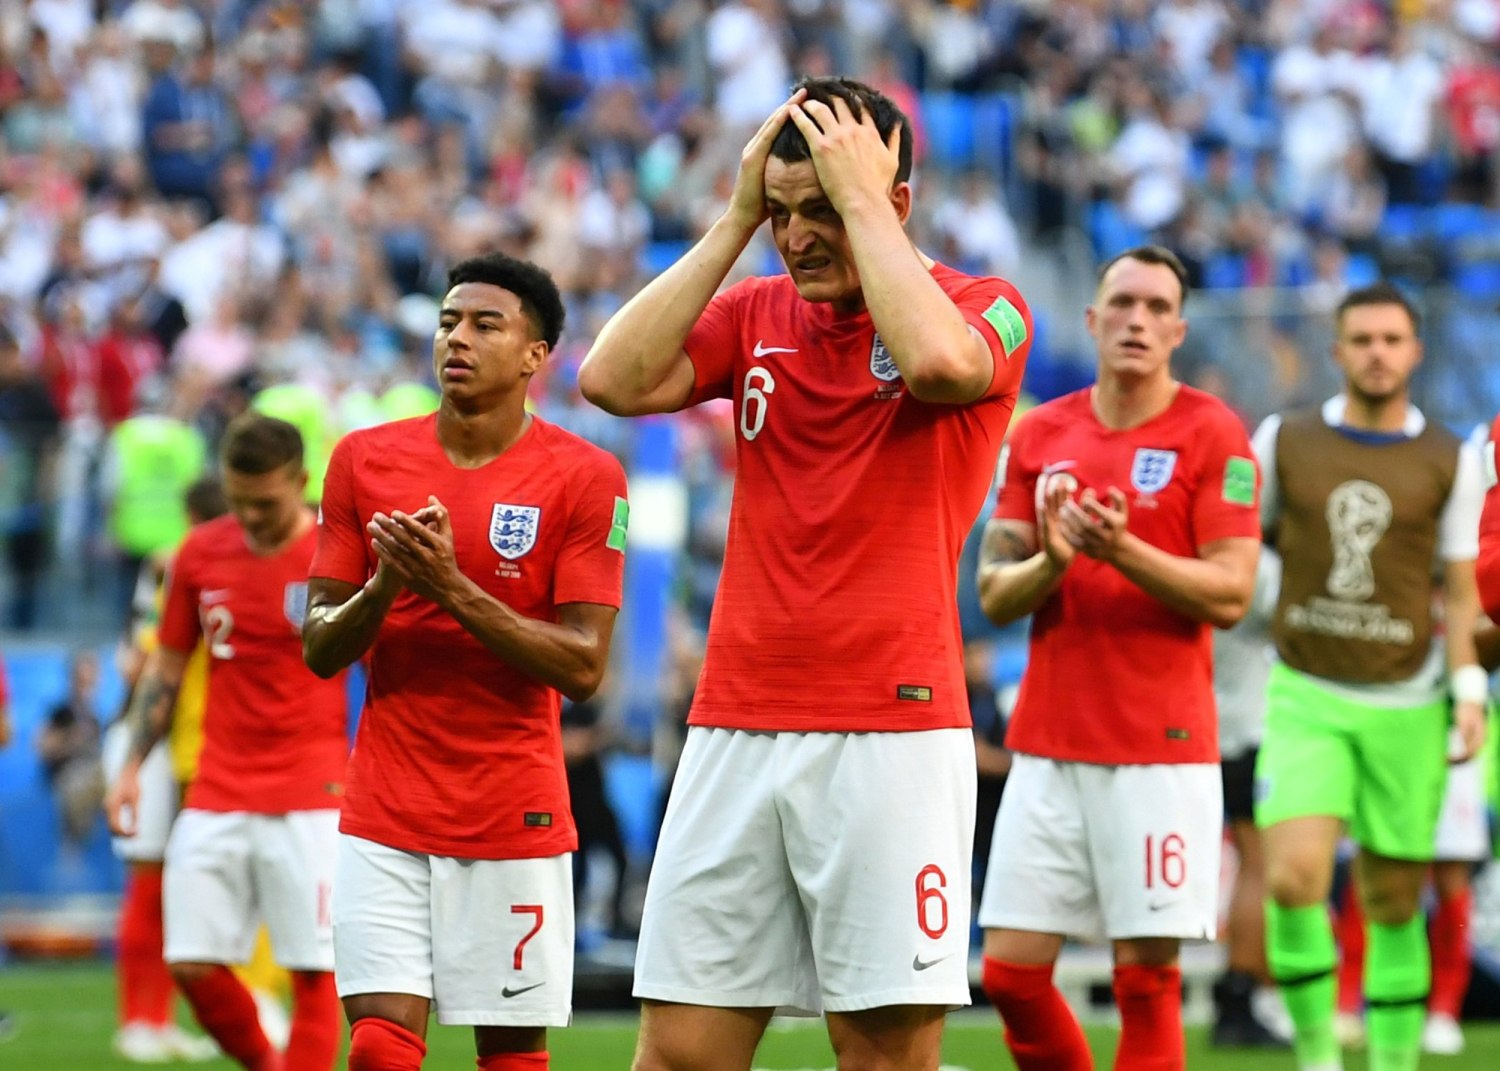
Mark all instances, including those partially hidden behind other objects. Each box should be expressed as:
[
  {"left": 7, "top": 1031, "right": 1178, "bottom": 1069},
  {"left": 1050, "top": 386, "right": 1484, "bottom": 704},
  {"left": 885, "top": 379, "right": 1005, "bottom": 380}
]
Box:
[{"left": 109, "top": 415, "right": 205, "bottom": 557}]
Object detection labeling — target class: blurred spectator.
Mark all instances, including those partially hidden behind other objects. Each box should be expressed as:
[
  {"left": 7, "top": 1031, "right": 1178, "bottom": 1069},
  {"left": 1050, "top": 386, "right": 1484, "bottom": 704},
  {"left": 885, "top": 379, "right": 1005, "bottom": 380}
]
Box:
[
  {"left": 100, "top": 383, "right": 206, "bottom": 621},
  {"left": 0, "top": 324, "right": 61, "bottom": 630},
  {"left": 1359, "top": 23, "right": 1445, "bottom": 205},
  {"left": 562, "top": 696, "right": 634, "bottom": 941},
  {"left": 37, "top": 648, "right": 104, "bottom": 846},
  {"left": 1323, "top": 144, "right": 1387, "bottom": 254},
  {"left": 140, "top": 37, "right": 235, "bottom": 211},
  {"left": 1109, "top": 81, "right": 1190, "bottom": 231},
  {"left": 930, "top": 171, "right": 1023, "bottom": 277},
  {"left": 705, "top": 0, "right": 791, "bottom": 130}
]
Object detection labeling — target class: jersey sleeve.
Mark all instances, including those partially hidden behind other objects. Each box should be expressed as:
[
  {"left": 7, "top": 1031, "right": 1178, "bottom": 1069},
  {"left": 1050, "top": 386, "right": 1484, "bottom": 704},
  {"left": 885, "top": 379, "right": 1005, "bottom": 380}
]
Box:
[
  {"left": 956, "top": 278, "right": 1032, "bottom": 401},
  {"left": 553, "top": 452, "right": 629, "bottom": 608},
  {"left": 1437, "top": 435, "right": 1483, "bottom": 562},
  {"left": 1479, "top": 417, "right": 1500, "bottom": 617},
  {"left": 1189, "top": 408, "right": 1262, "bottom": 547},
  {"left": 309, "top": 434, "right": 369, "bottom": 585},
  {"left": 1249, "top": 414, "right": 1282, "bottom": 537},
  {"left": 992, "top": 414, "right": 1041, "bottom": 524},
  {"left": 157, "top": 544, "right": 201, "bottom": 656},
  {"left": 681, "top": 281, "right": 750, "bottom": 408}
]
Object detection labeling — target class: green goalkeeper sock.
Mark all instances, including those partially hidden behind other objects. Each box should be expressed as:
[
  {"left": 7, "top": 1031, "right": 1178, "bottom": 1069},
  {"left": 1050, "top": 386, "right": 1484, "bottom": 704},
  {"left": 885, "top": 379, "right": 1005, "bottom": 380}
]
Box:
[
  {"left": 1365, "top": 916, "right": 1429, "bottom": 1071},
  {"left": 1267, "top": 899, "right": 1341, "bottom": 1070}
]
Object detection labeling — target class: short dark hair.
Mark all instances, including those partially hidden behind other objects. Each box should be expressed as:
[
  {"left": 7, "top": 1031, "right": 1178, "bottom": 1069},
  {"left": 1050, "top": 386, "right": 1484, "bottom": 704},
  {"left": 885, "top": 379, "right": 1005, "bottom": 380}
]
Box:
[
  {"left": 446, "top": 253, "right": 566, "bottom": 350},
  {"left": 1336, "top": 281, "right": 1420, "bottom": 333},
  {"left": 770, "top": 76, "right": 914, "bottom": 186},
  {"left": 1097, "top": 245, "right": 1191, "bottom": 310},
  {"left": 184, "top": 477, "right": 228, "bottom": 522},
  {"left": 221, "top": 412, "right": 303, "bottom": 476}
]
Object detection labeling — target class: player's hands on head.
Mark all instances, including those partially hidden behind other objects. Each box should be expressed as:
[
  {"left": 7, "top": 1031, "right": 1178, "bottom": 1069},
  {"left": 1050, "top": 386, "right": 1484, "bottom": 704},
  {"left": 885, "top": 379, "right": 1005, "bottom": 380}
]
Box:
[
  {"left": 104, "top": 764, "right": 140, "bottom": 837},
  {"left": 1453, "top": 699, "right": 1486, "bottom": 762},
  {"left": 726, "top": 89, "right": 806, "bottom": 232},
  {"left": 787, "top": 93, "right": 902, "bottom": 215},
  {"left": 368, "top": 495, "right": 460, "bottom": 606}
]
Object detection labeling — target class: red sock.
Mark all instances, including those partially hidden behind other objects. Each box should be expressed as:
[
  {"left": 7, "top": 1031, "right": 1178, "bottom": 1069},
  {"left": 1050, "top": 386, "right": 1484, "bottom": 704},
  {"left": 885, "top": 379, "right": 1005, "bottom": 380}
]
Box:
[
  {"left": 1112, "top": 964, "right": 1182, "bottom": 1071},
  {"left": 284, "top": 972, "right": 341, "bottom": 1071},
  {"left": 477, "top": 1054, "right": 548, "bottom": 1070},
  {"left": 175, "top": 965, "right": 277, "bottom": 1070},
  {"left": 981, "top": 956, "right": 1093, "bottom": 1071},
  {"left": 348, "top": 1017, "right": 426, "bottom": 1071},
  {"left": 118, "top": 866, "right": 173, "bottom": 1027},
  {"left": 1430, "top": 888, "right": 1473, "bottom": 1018},
  {"left": 1334, "top": 881, "right": 1366, "bottom": 1014}
]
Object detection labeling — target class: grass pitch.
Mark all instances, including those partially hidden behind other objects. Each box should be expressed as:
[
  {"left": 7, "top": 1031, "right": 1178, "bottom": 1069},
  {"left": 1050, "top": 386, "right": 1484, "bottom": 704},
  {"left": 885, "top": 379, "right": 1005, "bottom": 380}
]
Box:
[{"left": 4, "top": 961, "right": 1500, "bottom": 1069}]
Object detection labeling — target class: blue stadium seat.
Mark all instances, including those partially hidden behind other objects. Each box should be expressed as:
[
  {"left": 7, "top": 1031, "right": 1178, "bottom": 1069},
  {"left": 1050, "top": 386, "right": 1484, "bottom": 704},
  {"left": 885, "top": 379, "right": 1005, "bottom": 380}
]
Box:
[
  {"left": 1088, "top": 201, "right": 1149, "bottom": 259},
  {"left": 1204, "top": 253, "right": 1248, "bottom": 289},
  {"left": 640, "top": 240, "right": 690, "bottom": 278},
  {"left": 1380, "top": 203, "right": 1425, "bottom": 242},
  {"left": 1430, "top": 202, "right": 1493, "bottom": 243},
  {"left": 922, "top": 92, "right": 977, "bottom": 174},
  {"left": 1344, "top": 252, "right": 1380, "bottom": 287},
  {"left": 1453, "top": 259, "right": 1500, "bottom": 301}
]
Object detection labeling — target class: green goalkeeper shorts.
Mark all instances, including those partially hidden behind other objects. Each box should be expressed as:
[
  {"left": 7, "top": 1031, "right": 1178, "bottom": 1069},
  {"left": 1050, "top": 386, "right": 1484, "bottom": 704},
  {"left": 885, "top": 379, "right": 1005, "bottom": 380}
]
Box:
[{"left": 1254, "top": 661, "right": 1448, "bottom": 861}]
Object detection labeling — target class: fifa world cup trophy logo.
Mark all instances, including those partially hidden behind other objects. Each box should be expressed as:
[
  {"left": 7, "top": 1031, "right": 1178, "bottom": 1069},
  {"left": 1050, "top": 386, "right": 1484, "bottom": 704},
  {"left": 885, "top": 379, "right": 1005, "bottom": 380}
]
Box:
[{"left": 1325, "top": 480, "right": 1393, "bottom": 601}]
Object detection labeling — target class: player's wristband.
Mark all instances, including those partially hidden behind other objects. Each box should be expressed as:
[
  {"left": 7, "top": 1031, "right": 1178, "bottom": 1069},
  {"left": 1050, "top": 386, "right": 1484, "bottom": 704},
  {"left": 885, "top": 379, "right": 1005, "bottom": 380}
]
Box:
[{"left": 1450, "top": 663, "right": 1490, "bottom": 706}]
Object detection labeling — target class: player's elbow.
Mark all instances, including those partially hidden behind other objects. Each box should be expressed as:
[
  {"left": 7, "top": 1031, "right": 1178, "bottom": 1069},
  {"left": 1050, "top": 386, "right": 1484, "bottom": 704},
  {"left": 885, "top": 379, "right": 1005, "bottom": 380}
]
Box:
[
  {"left": 560, "top": 666, "right": 604, "bottom": 704},
  {"left": 1207, "top": 591, "right": 1252, "bottom": 630},
  {"left": 577, "top": 354, "right": 643, "bottom": 416},
  {"left": 301, "top": 635, "right": 341, "bottom": 679},
  {"left": 903, "top": 353, "right": 987, "bottom": 404}
]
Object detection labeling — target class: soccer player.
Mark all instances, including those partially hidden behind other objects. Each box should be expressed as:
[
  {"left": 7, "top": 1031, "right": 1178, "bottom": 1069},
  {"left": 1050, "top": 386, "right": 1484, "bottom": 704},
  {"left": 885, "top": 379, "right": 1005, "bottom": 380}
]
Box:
[
  {"left": 580, "top": 77, "right": 1031, "bottom": 1071},
  {"left": 1211, "top": 548, "right": 1287, "bottom": 1048},
  {"left": 1480, "top": 414, "right": 1500, "bottom": 617},
  {"left": 1253, "top": 282, "right": 1485, "bottom": 1071},
  {"left": 301, "top": 252, "right": 628, "bottom": 1071},
  {"left": 105, "top": 414, "right": 348, "bottom": 1071},
  {"left": 973, "top": 245, "right": 1261, "bottom": 1071}
]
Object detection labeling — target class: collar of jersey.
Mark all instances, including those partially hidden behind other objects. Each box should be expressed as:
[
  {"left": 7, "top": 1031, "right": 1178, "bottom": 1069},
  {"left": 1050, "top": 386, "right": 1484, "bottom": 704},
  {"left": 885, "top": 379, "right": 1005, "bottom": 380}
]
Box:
[{"left": 1322, "top": 393, "right": 1425, "bottom": 439}]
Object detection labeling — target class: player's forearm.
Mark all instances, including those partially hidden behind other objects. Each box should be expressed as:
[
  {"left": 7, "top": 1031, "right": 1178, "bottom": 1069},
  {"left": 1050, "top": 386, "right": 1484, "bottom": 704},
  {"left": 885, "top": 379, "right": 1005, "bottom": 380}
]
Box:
[
  {"left": 1444, "top": 560, "right": 1483, "bottom": 676},
  {"left": 303, "top": 579, "right": 400, "bottom": 677},
  {"left": 440, "top": 578, "right": 607, "bottom": 701},
  {"left": 977, "top": 554, "right": 1066, "bottom": 626},
  {"left": 579, "top": 215, "right": 755, "bottom": 415},
  {"left": 1108, "top": 535, "right": 1251, "bottom": 629},
  {"left": 841, "top": 200, "right": 985, "bottom": 402},
  {"left": 125, "top": 663, "right": 182, "bottom": 763}
]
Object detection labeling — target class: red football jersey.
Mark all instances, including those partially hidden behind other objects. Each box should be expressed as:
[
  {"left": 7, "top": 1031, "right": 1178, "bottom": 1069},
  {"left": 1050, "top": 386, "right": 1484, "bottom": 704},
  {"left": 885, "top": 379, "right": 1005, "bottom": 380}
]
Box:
[
  {"left": 159, "top": 515, "right": 348, "bottom": 813},
  {"left": 1478, "top": 414, "right": 1500, "bottom": 618},
  {"left": 995, "top": 386, "right": 1261, "bottom": 765},
  {"left": 682, "top": 265, "right": 1030, "bottom": 731},
  {"left": 310, "top": 414, "right": 628, "bottom": 860}
]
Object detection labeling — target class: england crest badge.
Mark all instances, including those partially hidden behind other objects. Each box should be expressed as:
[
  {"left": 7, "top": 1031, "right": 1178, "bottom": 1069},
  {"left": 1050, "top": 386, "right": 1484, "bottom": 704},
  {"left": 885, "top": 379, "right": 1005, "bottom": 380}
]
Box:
[
  {"left": 869, "top": 333, "right": 901, "bottom": 382},
  {"left": 490, "top": 504, "right": 541, "bottom": 560},
  {"left": 283, "top": 581, "right": 308, "bottom": 632},
  {"left": 1130, "top": 448, "right": 1177, "bottom": 494}
]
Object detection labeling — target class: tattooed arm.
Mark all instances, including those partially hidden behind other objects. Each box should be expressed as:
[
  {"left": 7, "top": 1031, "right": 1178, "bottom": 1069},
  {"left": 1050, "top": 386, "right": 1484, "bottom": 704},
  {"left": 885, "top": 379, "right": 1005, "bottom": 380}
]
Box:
[
  {"left": 975, "top": 476, "right": 1078, "bottom": 627},
  {"left": 104, "top": 646, "right": 187, "bottom": 836}
]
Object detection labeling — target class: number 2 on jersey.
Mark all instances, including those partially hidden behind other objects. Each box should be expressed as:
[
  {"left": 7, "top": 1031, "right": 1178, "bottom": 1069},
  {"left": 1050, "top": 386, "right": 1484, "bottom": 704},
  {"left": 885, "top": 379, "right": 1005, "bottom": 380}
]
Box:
[
  {"left": 201, "top": 604, "right": 235, "bottom": 660},
  {"left": 511, "top": 904, "right": 544, "bottom": 970},
  {"left": 741, "top": 367, "right": 775, "bottom": 440}
]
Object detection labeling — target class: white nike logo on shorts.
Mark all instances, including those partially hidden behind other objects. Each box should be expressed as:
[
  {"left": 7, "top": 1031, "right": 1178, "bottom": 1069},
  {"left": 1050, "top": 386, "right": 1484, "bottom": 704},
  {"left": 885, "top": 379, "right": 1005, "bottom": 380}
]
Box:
[{"left": 753, "top": 340, "right": 798, "bottom": 357}]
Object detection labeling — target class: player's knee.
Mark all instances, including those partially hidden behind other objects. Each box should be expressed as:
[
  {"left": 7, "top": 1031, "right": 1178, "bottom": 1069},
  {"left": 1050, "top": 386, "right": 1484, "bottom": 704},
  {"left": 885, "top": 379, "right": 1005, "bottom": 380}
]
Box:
[
  {"left": 1264, "top": 858, "right": 1324, "bottom": 907},
  {"left": 1360, "top": 885, "right": 1421, "bottom": 927},
  {"left": 168, "top": 960, "right": 217, "bottom": 987}
]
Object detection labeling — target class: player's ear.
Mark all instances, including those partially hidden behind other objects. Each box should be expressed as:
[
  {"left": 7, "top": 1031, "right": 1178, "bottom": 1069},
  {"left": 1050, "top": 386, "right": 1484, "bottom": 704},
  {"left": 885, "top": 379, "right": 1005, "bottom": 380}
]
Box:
[
  {"left": 523, "top": 339, "right": 548, "bottom": 375},
  {"left": 890, "top": 181, "right": 912, "bottom": 225}
]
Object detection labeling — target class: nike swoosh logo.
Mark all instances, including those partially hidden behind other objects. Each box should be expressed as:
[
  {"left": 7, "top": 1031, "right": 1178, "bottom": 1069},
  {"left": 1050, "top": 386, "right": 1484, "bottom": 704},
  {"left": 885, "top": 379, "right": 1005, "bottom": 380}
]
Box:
[
  {"left": 912, "top": 953, "right": 952, "bottom": 971},
  {"left": 501, "top": 982, "right": 545, "bottom": 998},
  {"left": 1147, "top": 901, "right": 1174, "bottom": 912},
  {"left": 753, "top": 340, "right": 798, "bottom": 357}
]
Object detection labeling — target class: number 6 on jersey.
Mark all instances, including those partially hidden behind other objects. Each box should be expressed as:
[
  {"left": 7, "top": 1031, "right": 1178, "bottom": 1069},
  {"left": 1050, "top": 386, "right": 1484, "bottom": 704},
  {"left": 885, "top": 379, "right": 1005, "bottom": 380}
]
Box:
[{"left": 741, "top": 367, "right": 775, "bottom": 441}]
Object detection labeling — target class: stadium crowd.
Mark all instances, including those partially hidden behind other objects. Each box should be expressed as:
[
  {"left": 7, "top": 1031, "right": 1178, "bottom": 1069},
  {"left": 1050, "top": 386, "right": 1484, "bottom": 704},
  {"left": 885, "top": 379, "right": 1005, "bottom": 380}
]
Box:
[
  {"left": 1, "top": 3, "right": 1500, "bottom": 1071},
  {"left": 3, "top": 1, "right": 1500, "bottom": 632}
]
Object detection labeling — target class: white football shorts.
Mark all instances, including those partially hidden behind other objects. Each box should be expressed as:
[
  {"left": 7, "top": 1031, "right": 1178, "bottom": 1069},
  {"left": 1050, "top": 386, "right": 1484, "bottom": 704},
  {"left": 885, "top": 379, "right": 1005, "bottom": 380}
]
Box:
[
  {"left": 978, "top": 754, "right": 1222, "bottom": 943},
  {"left": 103, "top": 722, "right": 177, "bottom": 862},
  {"left": 333, "top": 835, "right": 574, "bottom": 1027},
  {"left": 634, "top": 726, "right": 976, "bottom": 1016},
  {"left": 1434, "top": 753, "right": 1490, "bottom": 862},
  {"left": 163, "top": 808, "right": 338, "bottom": 971}
]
